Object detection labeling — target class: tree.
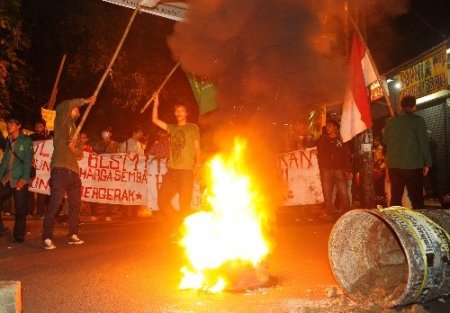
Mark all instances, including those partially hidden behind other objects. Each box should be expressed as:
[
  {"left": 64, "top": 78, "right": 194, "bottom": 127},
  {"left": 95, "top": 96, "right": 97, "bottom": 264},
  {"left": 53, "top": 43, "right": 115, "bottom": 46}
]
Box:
[
  {"left": 0, "top": 0, "right": 33, "bottom": 116},
  {"left": 23, "top": 0, "right": 188, "bottom": 137}
]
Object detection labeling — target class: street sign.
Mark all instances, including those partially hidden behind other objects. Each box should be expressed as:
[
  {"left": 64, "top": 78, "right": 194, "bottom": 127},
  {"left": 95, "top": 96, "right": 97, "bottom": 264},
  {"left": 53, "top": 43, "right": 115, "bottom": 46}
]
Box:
[{"left": 102, "top": 0, "right": 187, "bottom": 21}]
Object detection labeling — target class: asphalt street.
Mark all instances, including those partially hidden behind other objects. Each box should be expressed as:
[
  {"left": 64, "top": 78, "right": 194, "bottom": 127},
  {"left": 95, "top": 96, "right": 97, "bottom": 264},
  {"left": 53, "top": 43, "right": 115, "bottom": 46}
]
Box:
[{"left": 0, "top": 208, "right": 449, "bottom": 313}]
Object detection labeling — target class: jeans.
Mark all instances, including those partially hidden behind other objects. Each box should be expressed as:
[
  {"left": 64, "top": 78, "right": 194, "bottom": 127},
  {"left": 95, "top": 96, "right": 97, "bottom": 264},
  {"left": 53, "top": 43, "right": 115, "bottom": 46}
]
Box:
[
  {"left": 158, "top": 168, "right": 194, "bottom": 225},
  {"left": 388, "top": 168, "right": 424, "bottom": 209},
  {"left": 320, "top": 168, "right": 351, "bottom": 213},
  {"left": 0, "top": 182, "right": 28, "bottom": 240},
  {"left": 43, "top": 168, "right": 81, "bottom": 240},
  {"left": 27, "top": 191, "right": 49, "bottom": 216}
]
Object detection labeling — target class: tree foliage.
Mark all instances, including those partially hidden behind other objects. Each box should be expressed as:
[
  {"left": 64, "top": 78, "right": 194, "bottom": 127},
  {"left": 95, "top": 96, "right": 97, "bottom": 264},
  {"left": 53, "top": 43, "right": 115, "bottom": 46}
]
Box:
[
  {"left": 0, "top": 0, "right": 32, "bottom": 113},
  {"left": 25, "top": 0, "right": 179, "bottom": 113},
  {"left": 22, "top": 0, "right": 195, "bottom": 137}
]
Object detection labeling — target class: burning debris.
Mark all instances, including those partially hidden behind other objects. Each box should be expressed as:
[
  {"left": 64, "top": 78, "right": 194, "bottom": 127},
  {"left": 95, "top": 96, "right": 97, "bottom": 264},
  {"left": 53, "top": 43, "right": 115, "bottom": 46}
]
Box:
[{"left": 179, "top": 137, "right": 273, "bottom": 292}]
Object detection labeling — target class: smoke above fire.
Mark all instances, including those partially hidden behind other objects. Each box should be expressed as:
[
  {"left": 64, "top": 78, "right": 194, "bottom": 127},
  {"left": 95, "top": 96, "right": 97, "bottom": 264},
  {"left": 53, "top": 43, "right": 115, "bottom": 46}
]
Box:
[{"left": 168, "top": 0, "right": 409, "bottom": 122}]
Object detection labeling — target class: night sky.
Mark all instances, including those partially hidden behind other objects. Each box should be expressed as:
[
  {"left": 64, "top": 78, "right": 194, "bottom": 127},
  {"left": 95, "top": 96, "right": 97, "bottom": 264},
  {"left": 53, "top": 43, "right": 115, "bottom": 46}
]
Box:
[
  {"left": 371, "top": 0, "right": 449, "bottom": 72},
  {"left": 15, "top": 0, "right": 450, "bottom": 134}
]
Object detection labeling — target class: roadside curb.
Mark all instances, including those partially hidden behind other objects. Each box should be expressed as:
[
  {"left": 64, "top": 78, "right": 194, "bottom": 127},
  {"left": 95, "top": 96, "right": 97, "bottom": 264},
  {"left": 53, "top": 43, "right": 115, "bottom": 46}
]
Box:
[{"left": 0, "top": 281, "right": 21, "bottom": 313}]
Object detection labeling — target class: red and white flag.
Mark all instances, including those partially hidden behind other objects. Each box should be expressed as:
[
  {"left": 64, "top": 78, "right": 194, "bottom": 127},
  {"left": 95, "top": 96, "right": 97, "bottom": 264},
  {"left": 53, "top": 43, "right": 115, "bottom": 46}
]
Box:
[{"left": 340, "top": 34, "right": 378, "bottom": 142}]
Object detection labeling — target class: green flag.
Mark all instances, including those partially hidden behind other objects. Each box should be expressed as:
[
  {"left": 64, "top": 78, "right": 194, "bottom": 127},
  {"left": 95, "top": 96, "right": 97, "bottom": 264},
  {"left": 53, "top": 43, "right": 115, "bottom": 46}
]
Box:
[{"left": 187, "top": 74, "right": 218, "bottom": 115}]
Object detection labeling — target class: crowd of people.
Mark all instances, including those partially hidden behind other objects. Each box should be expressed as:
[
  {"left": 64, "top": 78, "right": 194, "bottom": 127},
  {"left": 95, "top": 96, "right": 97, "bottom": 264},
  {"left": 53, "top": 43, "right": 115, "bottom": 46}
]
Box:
[
  {"left": 0, "top": 94, "right": 201, "bottom": 249},
  {"left": 0, "top": 94, "right": 435, "bottom": 247},
  {"left": 313, "top": 95, "right": 433, "bottom": 220},
  {"left": 276, "top": 95, "right": 434, "bottom": 221}
]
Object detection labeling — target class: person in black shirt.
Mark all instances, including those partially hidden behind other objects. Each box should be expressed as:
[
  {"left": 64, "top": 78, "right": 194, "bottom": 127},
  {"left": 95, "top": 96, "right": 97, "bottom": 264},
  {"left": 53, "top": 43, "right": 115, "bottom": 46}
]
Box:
[{"left": 316, "top": 120, "right": 352, "bottom": 220}]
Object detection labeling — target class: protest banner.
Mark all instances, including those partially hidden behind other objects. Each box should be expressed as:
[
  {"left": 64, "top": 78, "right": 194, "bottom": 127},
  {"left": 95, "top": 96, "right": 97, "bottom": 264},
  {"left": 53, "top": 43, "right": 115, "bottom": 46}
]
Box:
[
  {"left": 278, "top": 147, "right": 324, "bottom": 206},
  {"left": 30, "top": 140, "right": 323, "bottom": 208},
  {"left": 29, "top": 140, "right": 156, "bottom": 208}
]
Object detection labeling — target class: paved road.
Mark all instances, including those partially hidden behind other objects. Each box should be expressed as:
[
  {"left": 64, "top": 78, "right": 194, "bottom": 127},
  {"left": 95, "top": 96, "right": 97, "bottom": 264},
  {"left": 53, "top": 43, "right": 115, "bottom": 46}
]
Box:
[{"left": 0, "top": 209, "right": 449, "bottom": 312}]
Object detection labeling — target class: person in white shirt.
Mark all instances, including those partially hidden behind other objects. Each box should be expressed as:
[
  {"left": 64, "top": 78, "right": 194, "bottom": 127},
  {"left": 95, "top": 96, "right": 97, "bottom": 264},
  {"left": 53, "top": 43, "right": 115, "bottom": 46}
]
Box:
[
  {"left": 118, "top": 124, "right": 145, "bottom": 219},
  {"left": 118, "top": 125, "right": 145, "bottom": 155}
]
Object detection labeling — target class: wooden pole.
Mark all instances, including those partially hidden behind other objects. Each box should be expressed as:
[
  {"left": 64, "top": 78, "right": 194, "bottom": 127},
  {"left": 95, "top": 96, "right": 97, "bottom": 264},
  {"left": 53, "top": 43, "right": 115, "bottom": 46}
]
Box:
[
  {"left": 349, "top": 16, "right": 395, "bottom": 117},
  {"left": 139, "top": 62, "right": 180, "bottom": 113},
  {"left": 73, "top": 1, "right": 143, "bottom": 139},
  {"left": 48, "top": 54, "right": 67, "bottom": 110}
]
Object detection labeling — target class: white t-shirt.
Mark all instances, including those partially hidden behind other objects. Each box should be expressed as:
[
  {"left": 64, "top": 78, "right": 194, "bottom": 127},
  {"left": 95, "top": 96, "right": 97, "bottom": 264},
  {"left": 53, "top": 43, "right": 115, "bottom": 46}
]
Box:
[{"left": 118, "top": 138, "right": 145, "bottom": 155}]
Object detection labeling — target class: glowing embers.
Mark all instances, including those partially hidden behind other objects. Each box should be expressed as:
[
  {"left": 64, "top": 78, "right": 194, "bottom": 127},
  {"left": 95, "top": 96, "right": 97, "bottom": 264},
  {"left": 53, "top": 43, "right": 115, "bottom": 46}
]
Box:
[{"left": 179, "top": 138, "right": 271, "bottom": 292}]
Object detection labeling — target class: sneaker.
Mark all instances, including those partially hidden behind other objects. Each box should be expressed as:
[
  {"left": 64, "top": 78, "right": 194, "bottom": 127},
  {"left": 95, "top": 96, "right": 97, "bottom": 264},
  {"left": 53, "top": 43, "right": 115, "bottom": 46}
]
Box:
[
  {"left": 104, "top": 216, "right": 112, "bottom": 222},
  {"left": 68, "top": 234, "right": 84, "bottom": 245},
  {"left": 43, "top": 238, "right": 56, "bottom": 250}
]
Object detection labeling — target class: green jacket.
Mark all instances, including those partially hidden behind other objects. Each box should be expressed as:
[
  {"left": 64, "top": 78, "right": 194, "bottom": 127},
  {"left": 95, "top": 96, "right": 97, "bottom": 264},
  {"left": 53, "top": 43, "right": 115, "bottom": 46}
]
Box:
[
  {"left": 51, "top": 99, "right": 85, "bottom": 173},
  {"left": 383, "top": 112, "right": 432, "bottom": 169},
  {"left": 0, "top": 133, "right": 34, "bottom": 185}
]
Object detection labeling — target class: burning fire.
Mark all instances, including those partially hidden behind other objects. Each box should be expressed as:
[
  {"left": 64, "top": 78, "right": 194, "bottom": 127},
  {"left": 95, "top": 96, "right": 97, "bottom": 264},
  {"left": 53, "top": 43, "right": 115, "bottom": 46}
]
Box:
[{"left": 179, "top": 137, "right": 271, "bottom": 292}]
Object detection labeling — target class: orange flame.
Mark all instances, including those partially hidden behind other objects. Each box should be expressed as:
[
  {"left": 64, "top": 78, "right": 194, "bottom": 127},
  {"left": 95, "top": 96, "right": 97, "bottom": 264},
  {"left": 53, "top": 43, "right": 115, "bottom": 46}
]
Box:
[{"left": 179, "top": 137, "right": 271, "bottom": 292}]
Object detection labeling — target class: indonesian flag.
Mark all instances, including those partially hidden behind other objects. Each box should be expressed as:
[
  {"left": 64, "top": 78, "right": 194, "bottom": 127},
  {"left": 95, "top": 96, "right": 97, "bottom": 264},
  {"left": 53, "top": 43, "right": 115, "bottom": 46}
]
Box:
[{"left": 340, "top": 34, "right": 378, "bottom": 142}]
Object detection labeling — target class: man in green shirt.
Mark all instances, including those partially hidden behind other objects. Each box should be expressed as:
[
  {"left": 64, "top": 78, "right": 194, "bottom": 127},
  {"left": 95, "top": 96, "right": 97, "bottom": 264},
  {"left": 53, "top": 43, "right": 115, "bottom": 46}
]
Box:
[
  {"left": 42, "top": 96, "right": 96, "bottom": 249},
  {"left": 0, "top": 116, "right": 34, "bottom": 242},
  {"left": 383, "top": 95, "right": 432, "bottom": 209},
  {"left": 152, "top": 95, "right": 201, "bottom": 227}
]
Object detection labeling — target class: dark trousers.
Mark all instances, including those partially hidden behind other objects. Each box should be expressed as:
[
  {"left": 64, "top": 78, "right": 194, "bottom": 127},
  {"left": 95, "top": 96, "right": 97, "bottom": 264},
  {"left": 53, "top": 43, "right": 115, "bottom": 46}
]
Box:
[
  {"left": 320, "top": 168, "right": 350, "bottom": 213},
  {"left": 43, "top": 168, "right": 81, "bottom": 240},
  {"left": 158, "top": 168, "right": 194, "bottom": 225},
  {"left": 27, "top": 191, "right": 49, "bottom": 216},
  {"left": 0, "top": 182, "right": 28, "bottom": 240},
  {"left": 388, "top": 168, "right": 424, "bottom": 209}
]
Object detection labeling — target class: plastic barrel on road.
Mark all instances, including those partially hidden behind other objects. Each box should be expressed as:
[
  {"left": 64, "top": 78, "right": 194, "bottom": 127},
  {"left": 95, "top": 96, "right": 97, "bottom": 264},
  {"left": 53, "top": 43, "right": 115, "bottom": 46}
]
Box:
[{"left": 328, "top": 207, "right": 450, "bottom": 307}]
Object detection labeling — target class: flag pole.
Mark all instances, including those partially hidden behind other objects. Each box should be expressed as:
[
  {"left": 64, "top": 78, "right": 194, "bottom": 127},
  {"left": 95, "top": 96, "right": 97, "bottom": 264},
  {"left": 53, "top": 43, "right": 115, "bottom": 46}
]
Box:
[
  {"left": 73, "top": 0, "right": 144, "bottom": 139},
  {"left": 47, "top": 54, "right": 67, "bottom": 110},
  {"left": 140, "top": 62, "right": 180, "bottom": 113},
  {"left": 349, "top": 17, "right": 395, "bottom": 117}
]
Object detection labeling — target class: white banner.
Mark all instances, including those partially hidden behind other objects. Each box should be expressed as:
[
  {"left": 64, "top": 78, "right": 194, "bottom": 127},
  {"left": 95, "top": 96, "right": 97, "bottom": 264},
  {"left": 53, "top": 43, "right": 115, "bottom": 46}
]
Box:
[
  {"left": 29, "top": 140, "right": 161, "bottom": 208},
  {"left": 278, "top": 148, "right": 324, "bottom": 206},
  {"left": 30, "top": 140, "right": 323, "bottom": 208}
]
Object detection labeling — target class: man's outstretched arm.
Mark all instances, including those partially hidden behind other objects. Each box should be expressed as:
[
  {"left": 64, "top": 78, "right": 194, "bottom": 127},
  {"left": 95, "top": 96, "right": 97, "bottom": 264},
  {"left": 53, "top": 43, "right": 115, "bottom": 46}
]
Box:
[{"left": 152, "top": 95, "right": 167, "bottom": 131}]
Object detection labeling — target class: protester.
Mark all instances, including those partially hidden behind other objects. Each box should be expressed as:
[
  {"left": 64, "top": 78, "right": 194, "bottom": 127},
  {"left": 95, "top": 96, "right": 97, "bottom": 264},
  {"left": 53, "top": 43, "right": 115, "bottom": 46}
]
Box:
[
  {"left": 80, "top": 131, "right": 93, "bottom": 153},
  {"left": 42, "top": 96, "right": 96, "bottom": 249},
  {"left": 0, "top": 116, "right": 34, "bottom": 242},
  {"left": 92, "top": 126, "right": 119, "bottom": 154},
  {"left": 152, "top": 95, "right": 201, "bottom": 229},
  {"left": 383, "top": 95, "right": 432, "bottom": 210},
  {"left": 372, "top": 136, "right": 387, "bottom": 205},
  {"left": 117, "top": 124, "right": 145, "bottom": 219},
  {"left": 31, "top": 119, "right": 52, "bottom": 141},
  {"left": 147, "top": 129, "right": 170, "bottom": 160},
  {"left": 118, "top": 125, "right": 145, "bottom": 155},
  {"left": 27, "top": 119, "right": 52, "bottom": 218},
  {"left": 91, "top": 127, "right": 118, "bottom": 221},
  {"left": 316, "top": 119, "right": 351, "bottom": 220},
  {"left": 78, "top": 131, "right": 93, "bottom": 219},
  {"left": 0, "top": 129, "right": 12, "bottom": 220}
]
